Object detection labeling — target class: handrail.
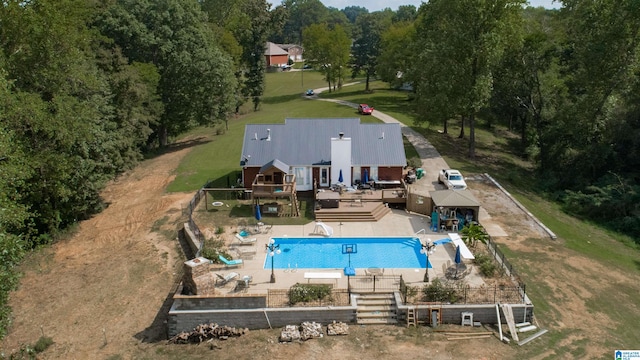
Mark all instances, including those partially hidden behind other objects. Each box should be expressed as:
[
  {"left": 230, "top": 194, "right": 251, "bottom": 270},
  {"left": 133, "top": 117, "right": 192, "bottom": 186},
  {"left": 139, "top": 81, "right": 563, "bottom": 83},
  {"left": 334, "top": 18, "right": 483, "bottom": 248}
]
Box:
[{"left": 415, "top": 229, "right": 426, "bottom": 235}]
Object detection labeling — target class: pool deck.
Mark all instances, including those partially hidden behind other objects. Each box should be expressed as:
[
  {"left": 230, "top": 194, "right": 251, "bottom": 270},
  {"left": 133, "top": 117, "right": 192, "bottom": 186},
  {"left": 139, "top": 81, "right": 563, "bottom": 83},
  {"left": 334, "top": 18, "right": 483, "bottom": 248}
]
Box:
[{"left": 211, "top": 208, "right": 486, "bottom": 295}]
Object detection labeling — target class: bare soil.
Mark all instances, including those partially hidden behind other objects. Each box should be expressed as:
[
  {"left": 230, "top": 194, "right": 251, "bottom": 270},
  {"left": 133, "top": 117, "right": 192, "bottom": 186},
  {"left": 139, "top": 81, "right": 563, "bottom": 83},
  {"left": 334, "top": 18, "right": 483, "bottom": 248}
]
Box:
[{"left": 0, "top": 137, "right": 636, "bottom": 359}]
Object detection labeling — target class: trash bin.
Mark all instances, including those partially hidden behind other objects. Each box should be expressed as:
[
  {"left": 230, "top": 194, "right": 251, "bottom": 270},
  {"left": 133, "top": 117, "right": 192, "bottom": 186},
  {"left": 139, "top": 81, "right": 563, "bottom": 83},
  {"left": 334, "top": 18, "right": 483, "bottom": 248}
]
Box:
[{"left": 416, "top": 168, "right": 424, "bottom": 179}]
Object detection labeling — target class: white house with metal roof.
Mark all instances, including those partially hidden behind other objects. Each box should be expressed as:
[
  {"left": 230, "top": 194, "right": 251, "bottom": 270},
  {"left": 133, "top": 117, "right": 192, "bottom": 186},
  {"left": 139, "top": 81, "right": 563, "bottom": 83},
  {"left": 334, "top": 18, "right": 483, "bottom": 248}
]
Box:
[{"left": 240, "top": 118, "right": 407, "bottom": 192}]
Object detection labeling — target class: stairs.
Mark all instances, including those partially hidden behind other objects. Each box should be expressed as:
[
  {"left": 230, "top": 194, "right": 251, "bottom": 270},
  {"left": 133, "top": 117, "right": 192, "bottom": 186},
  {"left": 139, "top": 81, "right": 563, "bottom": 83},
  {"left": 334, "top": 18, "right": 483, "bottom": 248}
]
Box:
[
  {"left": 355, "top": 293, "right": 398, "bottom": 325},
  {"left": 315, "top": 202, "right": 391, "bottom": 223}
]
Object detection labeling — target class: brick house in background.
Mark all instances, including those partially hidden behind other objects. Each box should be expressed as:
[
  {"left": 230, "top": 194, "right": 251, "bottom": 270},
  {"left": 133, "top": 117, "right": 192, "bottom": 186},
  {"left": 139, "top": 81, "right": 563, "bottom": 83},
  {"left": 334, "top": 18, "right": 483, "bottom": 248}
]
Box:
[{"left": 264, "top": 42, "right": 289, "bottom": 67}]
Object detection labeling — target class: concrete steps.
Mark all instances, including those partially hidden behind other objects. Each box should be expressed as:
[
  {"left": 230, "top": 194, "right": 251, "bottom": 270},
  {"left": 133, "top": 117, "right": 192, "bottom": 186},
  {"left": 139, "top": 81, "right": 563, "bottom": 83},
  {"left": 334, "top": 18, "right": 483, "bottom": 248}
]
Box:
[
  {"left": 356, "top": 293, "right": 397, "bottom": 325},
  {"left": 315, "top": 202, "right": 391, "bottom": 222}
]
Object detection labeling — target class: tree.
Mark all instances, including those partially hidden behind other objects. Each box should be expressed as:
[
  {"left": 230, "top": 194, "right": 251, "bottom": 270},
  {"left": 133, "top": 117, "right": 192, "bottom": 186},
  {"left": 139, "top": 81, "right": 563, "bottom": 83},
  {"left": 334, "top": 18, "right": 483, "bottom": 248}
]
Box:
[
  {"left": 233, "top": 0, "right": 272, "bottom": 111},
  {"left": 393, "top": 5, "right": 417, "bottom": 23},
  {"left": 351, "top": 13, "right": 385, "bottom": 91},
  {"left": 342, "top": 5, "right": 368, "bottom": 23},
  {"left": 303, "top": 23, "right": 350, "bottom": 92},
  {"left": 376, "top": 22, "right": 415, "bottom": 88},
  {"left": 281, "top": 0, "right": 329, "bottom": 44},
  {"left": 411, "top": 0, "right": 525, "bottom": 157}
]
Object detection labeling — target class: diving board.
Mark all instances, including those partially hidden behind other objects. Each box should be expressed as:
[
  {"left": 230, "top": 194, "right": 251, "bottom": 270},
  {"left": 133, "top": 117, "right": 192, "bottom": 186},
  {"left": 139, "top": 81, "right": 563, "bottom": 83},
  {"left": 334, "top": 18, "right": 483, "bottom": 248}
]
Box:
[
  {"left": 448, "top": 233, "right": 475, "bottom": 260},
  {"left": 312, "top": 221, "right": 334, "bottom": 237}
]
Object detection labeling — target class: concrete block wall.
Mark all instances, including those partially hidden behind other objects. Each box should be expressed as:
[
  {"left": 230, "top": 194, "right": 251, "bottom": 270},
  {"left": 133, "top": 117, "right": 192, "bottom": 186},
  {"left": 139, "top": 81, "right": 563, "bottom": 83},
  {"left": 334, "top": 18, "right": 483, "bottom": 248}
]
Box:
[
  {"left": 168, "top": 306, "right": 356, "bottom": 337},
  {"left": 172, "top": 294, "right": 267, "bottom": 310},
  {"left": 397, "top": 303, "right": 533, "bottom": 326},
  {"left": 183, "top": 223, "right": 200, "bottom": 257}
]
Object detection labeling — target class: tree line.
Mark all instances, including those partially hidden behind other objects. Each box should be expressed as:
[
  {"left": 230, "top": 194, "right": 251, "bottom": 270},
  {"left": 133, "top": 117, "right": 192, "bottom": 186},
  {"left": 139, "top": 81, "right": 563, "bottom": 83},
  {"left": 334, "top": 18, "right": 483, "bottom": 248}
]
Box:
[{"left": 1, "top": 0, "right": 639, "bottom": 339}]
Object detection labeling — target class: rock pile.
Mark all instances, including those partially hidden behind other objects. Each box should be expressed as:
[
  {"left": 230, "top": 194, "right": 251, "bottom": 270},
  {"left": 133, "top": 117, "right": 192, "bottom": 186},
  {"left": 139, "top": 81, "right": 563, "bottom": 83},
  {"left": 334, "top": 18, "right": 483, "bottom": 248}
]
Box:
[
  {"left": 327, "top": 321, "right": 349, "bottom": 336},
  {"left": 168, "top": 323, "right": 248, "bottom": 344},
  {"left": 279, "top": 325, "right": 301, "bottom": 342},
  {"left": 300, "top": 322, "right": 323, "bottom": 340}
]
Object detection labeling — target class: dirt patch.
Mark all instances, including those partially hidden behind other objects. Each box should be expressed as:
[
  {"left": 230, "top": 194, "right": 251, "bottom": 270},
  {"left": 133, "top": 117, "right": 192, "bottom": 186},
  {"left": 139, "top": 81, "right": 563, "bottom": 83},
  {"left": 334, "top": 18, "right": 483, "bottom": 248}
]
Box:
[{"left": 1, "top": 141, "right": 636, "bottom": 359}]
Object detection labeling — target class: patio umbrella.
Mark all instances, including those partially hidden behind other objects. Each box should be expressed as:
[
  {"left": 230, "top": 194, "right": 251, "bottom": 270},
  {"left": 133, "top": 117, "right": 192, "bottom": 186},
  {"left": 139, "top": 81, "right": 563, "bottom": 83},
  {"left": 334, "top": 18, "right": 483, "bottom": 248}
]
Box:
[
  {"left": 363, "top": 169, "right": 369, "bottom": 184},
  {"left": 338, "top": 169, "right": 343, "bottom": 183},
  {"left": 255, "top": 203, "right": 262, "bottom": 221},
  {"left": 454, "top": 245, "right": 461, "bottom": 278}
]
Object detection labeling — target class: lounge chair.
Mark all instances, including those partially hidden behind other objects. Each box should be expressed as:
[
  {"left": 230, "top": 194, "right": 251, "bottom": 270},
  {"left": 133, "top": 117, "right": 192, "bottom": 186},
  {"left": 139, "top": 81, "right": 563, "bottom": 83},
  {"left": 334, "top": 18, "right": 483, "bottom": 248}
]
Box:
[
  {"left": 218, "top": 254, "right": 243, "bottom": 267},
  {"left": 234, "top": 233, "right": 257, "bottom": 245},
  {"left": 215, "top": 272, "right": 239, "bottom": 286}
]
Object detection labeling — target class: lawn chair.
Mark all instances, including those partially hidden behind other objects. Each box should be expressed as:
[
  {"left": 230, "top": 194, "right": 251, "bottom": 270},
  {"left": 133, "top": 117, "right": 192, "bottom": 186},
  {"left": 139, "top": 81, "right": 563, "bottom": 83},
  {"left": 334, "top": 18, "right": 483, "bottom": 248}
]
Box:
[
  {"left": 234, "top": 232, "right": 257, "bottom": 245},
  {"left": 218, "top": 254, "right": 243, "bottom": 268},
  {"left": 215, "top": 272, "right": 239, "bottom": 286}
]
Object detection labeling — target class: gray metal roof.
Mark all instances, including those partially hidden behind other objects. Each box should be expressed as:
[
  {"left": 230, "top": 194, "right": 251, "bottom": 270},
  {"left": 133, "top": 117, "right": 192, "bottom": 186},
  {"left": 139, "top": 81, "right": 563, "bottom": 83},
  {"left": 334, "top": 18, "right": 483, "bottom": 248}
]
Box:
[
  {"left": 259, "top": 159, "right": 289, "bottom": 173},
  {"left": 240, "top": 118, "right": 407, "bottom": 168}
]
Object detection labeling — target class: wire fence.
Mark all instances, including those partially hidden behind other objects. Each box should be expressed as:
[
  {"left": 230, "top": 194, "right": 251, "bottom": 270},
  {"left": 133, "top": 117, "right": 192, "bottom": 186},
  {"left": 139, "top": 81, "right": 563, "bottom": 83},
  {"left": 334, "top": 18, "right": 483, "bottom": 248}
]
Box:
[{"left": 486, "top": 236, "right": 527, "bottom": 301}]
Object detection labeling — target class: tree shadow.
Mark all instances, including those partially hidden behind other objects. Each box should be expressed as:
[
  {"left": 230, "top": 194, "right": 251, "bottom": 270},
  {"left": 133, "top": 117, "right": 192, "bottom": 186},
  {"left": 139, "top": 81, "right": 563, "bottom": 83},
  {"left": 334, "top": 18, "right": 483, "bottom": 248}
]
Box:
[
  {"left": 262, "top": 93, "right": 306, "bottom": 104},
  {"left": 144, "top": 136, "right": 212, "bottom": 160}
]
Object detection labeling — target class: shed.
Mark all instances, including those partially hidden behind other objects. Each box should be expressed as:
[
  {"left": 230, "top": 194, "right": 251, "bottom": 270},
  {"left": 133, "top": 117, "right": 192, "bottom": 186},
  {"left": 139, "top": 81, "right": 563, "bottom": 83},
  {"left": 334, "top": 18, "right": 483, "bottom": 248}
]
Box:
[{"left": 429, "top": 190, "right": 481, "bottom": 222}]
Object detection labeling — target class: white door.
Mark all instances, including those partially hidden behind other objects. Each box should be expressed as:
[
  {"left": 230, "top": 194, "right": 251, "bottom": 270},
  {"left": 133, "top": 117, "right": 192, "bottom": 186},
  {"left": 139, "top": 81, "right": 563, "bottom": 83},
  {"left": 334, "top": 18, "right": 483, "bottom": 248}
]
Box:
[{"left": 319, "top": 167, "right": 329, "bottom": 187}]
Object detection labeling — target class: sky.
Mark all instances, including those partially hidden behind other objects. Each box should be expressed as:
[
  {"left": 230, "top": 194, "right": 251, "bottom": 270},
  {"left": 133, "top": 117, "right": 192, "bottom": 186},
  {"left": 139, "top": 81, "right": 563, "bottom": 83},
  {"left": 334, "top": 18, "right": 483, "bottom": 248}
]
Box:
[{"left": 319, "top": 0, "right": 560, "bottom": 12}]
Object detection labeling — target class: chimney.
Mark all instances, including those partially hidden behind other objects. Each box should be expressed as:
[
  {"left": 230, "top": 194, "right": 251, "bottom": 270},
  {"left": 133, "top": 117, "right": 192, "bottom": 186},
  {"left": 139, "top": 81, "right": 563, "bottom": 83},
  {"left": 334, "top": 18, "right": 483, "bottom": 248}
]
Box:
[
  {"left": 339, "top": 132, "right": 344, "bottom": 139},
  {"left": 267, "top": 128, "right": 271, "bottom": 141}
]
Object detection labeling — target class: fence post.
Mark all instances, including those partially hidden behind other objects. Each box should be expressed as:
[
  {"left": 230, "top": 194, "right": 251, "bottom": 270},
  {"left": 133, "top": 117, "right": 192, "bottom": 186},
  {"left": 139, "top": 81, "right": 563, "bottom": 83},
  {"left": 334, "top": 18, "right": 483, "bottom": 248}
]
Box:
[{"left": 494, "top": 285, "right": 497, "bottom": 303}]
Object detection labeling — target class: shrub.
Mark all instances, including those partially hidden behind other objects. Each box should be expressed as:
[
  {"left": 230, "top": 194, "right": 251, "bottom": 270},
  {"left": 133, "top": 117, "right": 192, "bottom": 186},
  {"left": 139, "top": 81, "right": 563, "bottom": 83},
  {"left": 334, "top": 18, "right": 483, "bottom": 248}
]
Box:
[
  {"left": 474, "top": 253, "right": 497, "bottom": 277},
  {"left": 288, "top": 283, "right": 332, "bottom": 305},
  {"left": 422, "top": 278, "right": 459, "bottom": 303},
  {"left": 33, "top": 336, "right": 54, "bottom": 353},
  {"left": 407, "top": 157, "right": 422, "bottom": 169}
]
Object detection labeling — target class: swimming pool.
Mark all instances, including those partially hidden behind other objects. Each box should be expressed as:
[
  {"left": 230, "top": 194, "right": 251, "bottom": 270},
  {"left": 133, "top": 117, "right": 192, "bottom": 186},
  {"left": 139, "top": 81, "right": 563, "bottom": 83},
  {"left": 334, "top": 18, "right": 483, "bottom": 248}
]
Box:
[{"left": 263, "top": 237, "right": 433, "bottom": 270}]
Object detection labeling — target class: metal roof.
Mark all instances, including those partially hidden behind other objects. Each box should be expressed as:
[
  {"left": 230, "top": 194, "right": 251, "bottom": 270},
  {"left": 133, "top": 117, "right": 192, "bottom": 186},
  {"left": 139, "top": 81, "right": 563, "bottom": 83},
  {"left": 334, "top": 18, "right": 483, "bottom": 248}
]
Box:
[
  {"left": 259, "top": 159, "right": 289, "bottom": 173},
  {"left": 240, "top": 118, "right": 407, "bottom": 168}
]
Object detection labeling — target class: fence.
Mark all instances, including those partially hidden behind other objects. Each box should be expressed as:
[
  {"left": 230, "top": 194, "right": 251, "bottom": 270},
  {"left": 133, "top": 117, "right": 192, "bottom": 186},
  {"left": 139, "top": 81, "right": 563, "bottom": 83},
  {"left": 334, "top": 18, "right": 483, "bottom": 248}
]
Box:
[
  {"left": 486, "top": 236, "right": 527, "bottom": 301},
  {"left": 184, "top": 184, "right": 209, "bottom": 257},
  {"left": 348, "top": 275, "right": 401, "bottom": 292}
]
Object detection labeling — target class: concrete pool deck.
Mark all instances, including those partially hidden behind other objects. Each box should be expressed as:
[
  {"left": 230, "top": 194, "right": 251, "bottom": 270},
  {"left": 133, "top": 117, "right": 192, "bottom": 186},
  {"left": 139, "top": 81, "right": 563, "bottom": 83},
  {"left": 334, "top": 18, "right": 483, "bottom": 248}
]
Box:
[{"left": 211, "top": 208, "right": 486, "bottom": 295}]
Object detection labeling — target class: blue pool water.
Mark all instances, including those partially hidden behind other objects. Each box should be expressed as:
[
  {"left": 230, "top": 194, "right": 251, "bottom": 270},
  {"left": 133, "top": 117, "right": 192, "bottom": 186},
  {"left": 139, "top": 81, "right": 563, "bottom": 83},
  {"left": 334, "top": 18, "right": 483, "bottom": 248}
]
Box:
[{"left": 263, "top": 237, "right": 433, "bottom": 270}]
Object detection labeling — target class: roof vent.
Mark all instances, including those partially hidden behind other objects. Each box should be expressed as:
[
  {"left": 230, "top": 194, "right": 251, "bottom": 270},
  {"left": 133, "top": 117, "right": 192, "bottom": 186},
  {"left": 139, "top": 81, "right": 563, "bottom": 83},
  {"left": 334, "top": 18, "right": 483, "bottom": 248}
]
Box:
[
  {"left": 253, "top": 132, "right": 258, "bottom": 140},
  {"left": 380, "top": 132, "right": 385, "bottom": 139},
  {"left": 266, "top": 129, "right": 271, "bottom": 141},
  {"left": 339, "top": 132, "right": 344, "bottom": 139}
]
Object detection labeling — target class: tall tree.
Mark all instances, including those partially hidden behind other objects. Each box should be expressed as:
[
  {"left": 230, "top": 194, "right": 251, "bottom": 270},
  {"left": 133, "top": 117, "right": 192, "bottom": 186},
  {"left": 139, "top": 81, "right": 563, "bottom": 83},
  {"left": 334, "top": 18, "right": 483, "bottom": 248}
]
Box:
[
  {"left": 412, "top": 0, "right": 525, "bottom": 158},
  {"left": 303, "top": 23, "right": 350, "bottom": 91},
  {"left": 377, "top": 22, "right": 415, "bottom": 88},
  {"left": 351, "top": 13, "right": 385, "bottom": 91},
  {"left": 233, "top": 0, "right": 272, "bottom": 111},
  {"left": 281, "top": 0, "right": 329, "bottom": 44}
]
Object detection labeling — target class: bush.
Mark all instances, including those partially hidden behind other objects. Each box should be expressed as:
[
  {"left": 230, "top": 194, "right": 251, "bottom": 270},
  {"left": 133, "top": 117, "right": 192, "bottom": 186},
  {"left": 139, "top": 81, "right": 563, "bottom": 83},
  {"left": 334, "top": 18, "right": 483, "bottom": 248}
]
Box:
[
  {"left": 288, "top": 283, "right": 332, "bottom": 305},
  {"left": 406, "top": 157, "right": 422, "bottom": 169},
  {"left": 474, "top": 253, "right": 497, "bottom": 277},
  {"left": 422, "top": 278, "right": 459, "bottom": 303},
  {"left": 33, "top": 336, "right": 54, "bottom": 353}
]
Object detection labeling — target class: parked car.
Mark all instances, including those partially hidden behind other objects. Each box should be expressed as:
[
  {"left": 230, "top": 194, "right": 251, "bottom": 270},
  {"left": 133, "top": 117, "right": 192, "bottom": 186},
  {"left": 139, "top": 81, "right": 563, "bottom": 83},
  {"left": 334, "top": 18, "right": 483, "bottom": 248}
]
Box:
[
  {"left": 358, "top": 104, "right": 374, "bottom": 115},
  {"left": 438, "top": 169, "right": 467, "bottom": 190},
  {"left": 305, "top": 89, "right": 315, "bottom": 96}
]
